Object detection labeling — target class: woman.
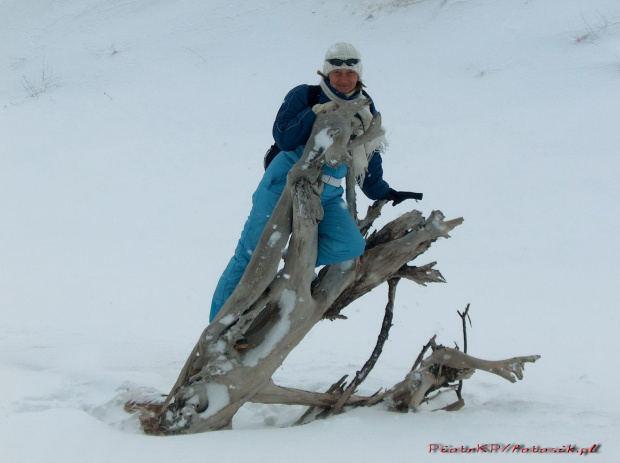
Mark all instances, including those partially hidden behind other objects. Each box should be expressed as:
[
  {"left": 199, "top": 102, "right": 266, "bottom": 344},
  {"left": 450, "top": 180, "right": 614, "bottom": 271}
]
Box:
[{"left": 209, "top": 43, "right": 421, "bottom": 328}]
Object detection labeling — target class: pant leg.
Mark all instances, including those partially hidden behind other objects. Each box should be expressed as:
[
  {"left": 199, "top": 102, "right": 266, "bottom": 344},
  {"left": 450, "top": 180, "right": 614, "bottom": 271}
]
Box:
[
  {"left": 210, "top": 149, "right": 365, "bottom": 321},
  {"left": 316, "top": 187, "right": 366, "bottom": 266},
  {"left": 209, "top": 152, "right": 296, "bottom": 322}
]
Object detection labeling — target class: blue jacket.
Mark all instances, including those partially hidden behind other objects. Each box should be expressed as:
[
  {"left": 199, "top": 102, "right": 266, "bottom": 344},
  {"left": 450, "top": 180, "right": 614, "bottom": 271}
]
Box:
[{"left": 272, "top": 81, "right": 390, "bottom": 200}]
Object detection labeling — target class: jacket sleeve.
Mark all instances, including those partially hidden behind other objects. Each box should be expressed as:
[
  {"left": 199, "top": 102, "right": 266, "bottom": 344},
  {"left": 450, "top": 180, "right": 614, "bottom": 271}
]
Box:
[
  {"left": 360, "top": 152, "right": 390, "bottom": 200},
  {"left": 273, "top": 85, "right": 317, "bottom": 151}
]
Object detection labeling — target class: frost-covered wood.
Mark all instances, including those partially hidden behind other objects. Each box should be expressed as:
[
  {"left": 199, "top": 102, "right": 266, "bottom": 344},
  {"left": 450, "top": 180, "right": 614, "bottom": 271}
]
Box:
[
  {"left": 250, "top": 344, "right": 540, "bottom": 413},
  {"left": 146, "top": 98, "right": 387, "bottom": 435},
  {"left": 383, "top": 341, "right": 540, "bottom": 412},
  {"left": 129, "top": 98, "right": 539, "bottom": 435}
]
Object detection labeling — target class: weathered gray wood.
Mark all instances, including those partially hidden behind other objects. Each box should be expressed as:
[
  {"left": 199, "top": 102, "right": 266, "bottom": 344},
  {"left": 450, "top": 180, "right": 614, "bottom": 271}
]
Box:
[
  {"left": 384, "top": 344, "right": 541, "bottom": 412},
  {"left": 147, "top": 98, "right": 387, "bottom": 435},
  {"left": 323, "top": 211, "right": 463, "bottom": 320},
  {"left": 251, "top": 381, "right": 370, "bottom": 408},
  {"left": 129, "top": 97, "right": 538, "bottom": 436},
  {"left": 250, "top": 347, "right": 540, "bottom": 414}
]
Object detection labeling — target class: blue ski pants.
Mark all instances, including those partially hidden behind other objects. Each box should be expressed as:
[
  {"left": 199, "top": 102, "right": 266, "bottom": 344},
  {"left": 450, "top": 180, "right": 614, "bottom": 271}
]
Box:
[{"left": 209, "top": 148, "right": 366, "bottom": 322}]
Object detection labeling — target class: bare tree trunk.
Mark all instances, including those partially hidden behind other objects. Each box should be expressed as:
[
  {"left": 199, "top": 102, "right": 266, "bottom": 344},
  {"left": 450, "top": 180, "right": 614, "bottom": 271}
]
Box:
[{"left": 128, "top": 99, "right": 539, "bottom": 435}]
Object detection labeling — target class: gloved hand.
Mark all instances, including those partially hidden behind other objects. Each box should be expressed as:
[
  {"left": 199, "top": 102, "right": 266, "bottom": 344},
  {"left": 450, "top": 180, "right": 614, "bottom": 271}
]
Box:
[{"left": 384, "top": 188, "right": 423, "bottom": 206}]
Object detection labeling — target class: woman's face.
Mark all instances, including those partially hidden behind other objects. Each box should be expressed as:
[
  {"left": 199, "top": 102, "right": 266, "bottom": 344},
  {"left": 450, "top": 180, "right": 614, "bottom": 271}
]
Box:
[{"left": 328, "top": 69, "right": 359, "bottom": 94}]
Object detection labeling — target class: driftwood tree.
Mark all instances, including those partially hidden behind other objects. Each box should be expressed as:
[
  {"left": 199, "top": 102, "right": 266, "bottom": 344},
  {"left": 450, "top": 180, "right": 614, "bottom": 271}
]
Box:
[{"left": 128, "top": 99, "right": 540, "bottom": 435}]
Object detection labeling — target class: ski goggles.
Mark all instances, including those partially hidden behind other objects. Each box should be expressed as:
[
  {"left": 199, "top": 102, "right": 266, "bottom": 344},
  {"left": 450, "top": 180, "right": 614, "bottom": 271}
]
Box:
[{"left": 326, "top": 58, "right": 360, "bottom": 66}]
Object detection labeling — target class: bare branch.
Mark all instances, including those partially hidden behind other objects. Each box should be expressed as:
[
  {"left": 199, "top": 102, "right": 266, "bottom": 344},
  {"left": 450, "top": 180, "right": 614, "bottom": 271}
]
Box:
[
  {"left": 456, "top": 303, "right": 471, "bottom": 400},
  {"left": 325, "top": 277, "right": 399, "bottom": 417},
  {"left": 384, "top": 346, "right": 540, "bottom": 412},
  {"left": 324, "top": 211, "right": 462, "bottom": 320},
  {"left": 396, "top": 262, "right": 446, "bottom": 286},
  {"left": 293, "top": 376, "right": 347, "bottom": 426},
  {"left": 358, "top": 200, "right": 387, "bottom": 236}
]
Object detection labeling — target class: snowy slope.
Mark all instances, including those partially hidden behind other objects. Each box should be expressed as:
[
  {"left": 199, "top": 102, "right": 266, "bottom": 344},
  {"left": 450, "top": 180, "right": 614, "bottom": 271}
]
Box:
[{"left": 1, "top": 0, "right": 619, "bottom": 461}]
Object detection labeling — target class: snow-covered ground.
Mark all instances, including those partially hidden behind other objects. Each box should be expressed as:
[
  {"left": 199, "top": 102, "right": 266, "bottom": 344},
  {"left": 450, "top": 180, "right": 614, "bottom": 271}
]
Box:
[{"left": 2, "top": 0, "right": 619, "bottom": 461}]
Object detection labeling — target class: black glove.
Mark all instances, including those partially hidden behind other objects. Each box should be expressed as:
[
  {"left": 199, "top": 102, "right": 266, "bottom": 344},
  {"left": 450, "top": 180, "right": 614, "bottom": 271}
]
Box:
[{"left": 384, "top": 188, "right": 423, "bottom": 206}]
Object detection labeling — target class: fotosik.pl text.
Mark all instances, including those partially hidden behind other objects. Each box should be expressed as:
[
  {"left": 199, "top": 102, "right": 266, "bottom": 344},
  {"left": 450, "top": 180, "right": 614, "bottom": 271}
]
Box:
[{"left": 428, "top": 444, "right": 600, "bottom": 456}]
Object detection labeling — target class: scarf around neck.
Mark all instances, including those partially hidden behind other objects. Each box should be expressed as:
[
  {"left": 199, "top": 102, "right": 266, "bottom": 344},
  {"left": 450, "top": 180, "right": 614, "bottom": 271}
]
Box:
[{"left": 319, "top": 79, "right": 386, "bottom": 185}]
